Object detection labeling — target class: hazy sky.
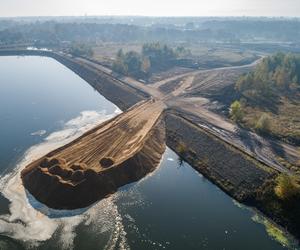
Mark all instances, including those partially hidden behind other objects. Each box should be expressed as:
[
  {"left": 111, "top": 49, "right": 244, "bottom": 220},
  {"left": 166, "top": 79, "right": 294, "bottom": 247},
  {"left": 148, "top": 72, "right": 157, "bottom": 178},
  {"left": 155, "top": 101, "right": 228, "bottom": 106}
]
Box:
[{"left": 0, "top": 0, "right": 300, "bottom": 17}]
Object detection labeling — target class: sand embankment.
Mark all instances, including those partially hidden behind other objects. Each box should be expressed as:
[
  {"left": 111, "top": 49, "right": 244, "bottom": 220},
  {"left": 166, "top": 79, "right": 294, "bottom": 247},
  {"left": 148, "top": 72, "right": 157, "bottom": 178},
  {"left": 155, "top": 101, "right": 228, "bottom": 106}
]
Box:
[{"left": 21, "top": 100, "right": 166, "bottom": 209}]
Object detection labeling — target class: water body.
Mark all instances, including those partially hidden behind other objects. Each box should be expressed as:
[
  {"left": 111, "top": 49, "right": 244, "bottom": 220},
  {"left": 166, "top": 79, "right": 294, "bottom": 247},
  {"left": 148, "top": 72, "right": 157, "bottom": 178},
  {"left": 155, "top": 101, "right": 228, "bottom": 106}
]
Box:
[{"left": 0, "top": 56, "right": 297, "bottom": 250}]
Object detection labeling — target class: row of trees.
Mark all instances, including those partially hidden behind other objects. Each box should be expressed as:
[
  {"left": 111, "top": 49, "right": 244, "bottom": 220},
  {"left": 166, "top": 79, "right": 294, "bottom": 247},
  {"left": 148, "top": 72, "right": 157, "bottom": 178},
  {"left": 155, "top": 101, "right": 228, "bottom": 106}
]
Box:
[
  {"left": 230, "top": 53, "right": 300, "bottom": 135},
  {"left": 112, "top": 49, "right": 150, "bottom": 78},
  {"left": 112, "top": 43, "right": 190, "bottom": 79},
  {"left": 236, "top": 53, "right": 300, "bottom": 101}
]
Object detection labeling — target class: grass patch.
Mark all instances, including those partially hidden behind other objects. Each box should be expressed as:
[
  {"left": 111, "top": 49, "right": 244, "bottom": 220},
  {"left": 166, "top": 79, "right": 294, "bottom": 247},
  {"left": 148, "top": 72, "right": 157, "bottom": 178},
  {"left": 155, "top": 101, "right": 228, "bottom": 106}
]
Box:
[{"left": 242, "top": 97, "right": 300, "bottom": 145}]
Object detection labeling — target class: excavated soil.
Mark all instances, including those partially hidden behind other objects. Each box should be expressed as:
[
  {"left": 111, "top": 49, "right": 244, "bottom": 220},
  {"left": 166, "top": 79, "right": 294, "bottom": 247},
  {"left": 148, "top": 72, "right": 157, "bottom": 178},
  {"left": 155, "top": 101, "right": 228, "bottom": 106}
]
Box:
[{"left": 21, "top": 100, "right": 166, "bottom": 209}]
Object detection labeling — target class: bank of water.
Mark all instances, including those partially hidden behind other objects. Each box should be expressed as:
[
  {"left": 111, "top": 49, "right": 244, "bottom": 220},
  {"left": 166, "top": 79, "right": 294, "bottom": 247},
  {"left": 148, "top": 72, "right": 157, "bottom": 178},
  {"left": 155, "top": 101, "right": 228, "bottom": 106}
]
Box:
[{"left": 0, "top": 56, "right": 297, "bottom": 249}]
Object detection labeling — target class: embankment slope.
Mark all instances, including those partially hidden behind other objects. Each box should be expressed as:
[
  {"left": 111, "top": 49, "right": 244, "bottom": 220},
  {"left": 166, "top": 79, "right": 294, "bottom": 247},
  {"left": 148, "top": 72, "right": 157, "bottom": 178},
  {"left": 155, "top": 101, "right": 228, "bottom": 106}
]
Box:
[{"left": 21, "top": 100, "right": 166, "bottom": 209}]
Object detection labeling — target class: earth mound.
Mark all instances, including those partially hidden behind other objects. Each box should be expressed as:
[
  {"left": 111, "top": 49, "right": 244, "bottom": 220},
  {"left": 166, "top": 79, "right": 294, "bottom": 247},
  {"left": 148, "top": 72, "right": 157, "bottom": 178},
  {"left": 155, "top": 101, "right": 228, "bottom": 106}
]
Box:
[{"left": 21, "top": 100, "right": 166, "bottom": 209}]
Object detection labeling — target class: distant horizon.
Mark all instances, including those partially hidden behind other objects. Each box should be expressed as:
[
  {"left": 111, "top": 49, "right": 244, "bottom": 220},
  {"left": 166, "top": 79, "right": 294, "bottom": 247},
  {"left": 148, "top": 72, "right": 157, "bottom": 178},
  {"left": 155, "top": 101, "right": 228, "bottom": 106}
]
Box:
[
  {"left": 1, "top": 15, "right": 300, "bottom": 19},
  {"left": 0, "top": 0, "right": 300, "bottom": 18}
]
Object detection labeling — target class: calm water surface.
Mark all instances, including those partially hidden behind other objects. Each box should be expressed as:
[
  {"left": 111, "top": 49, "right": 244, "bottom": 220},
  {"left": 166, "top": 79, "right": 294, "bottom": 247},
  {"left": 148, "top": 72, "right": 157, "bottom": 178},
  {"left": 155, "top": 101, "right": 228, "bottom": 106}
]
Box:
[{"left": 0, "top": 56, "right": 297, "bottom": 249}]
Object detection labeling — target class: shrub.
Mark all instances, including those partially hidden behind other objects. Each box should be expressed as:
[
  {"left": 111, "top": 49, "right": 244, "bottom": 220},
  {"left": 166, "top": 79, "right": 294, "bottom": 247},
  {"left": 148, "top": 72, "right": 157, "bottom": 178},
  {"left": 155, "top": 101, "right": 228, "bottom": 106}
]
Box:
[
  {"left": 177, "top": 142, "right": 187, "bottom": 156},
  {"left": 230, "top": 100, "right": 244, "bottom": 122},
  {"left": 255, "top": 113, "right": 271, "bottom": 133},
  {"left": 274, "top": 174, "right": 300, "bottom": 201}
]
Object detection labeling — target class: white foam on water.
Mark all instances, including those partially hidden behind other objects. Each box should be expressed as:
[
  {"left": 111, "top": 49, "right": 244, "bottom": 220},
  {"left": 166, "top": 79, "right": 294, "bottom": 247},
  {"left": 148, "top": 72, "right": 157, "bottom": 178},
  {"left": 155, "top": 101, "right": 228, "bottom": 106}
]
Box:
[
  {"left": 30, "top": 130, "right": 47, "bottom": 136},
  {"left": 0, "top": 108, "right": 130, "bottom": 249}
]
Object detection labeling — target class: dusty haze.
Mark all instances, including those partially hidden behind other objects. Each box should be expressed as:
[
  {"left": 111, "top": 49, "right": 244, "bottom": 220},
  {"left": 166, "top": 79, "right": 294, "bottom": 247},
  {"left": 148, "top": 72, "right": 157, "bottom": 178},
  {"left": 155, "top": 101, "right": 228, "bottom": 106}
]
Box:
[{"left": 0, "top": 0, "right": 300, "bottom": 17}]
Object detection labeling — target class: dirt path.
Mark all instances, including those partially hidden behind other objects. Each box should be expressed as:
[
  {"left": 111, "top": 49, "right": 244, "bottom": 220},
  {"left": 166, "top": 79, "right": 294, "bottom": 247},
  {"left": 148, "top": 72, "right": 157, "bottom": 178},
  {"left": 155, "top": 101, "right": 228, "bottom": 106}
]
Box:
[
  {"left": 121, "top": 76, "right": 164, "bottom": 99},
  {"left": 168, "top": 97, "right": 298, "bottom": 173},
  {"left": 151, "top": 57, "right": 262, "bottom": 89},
  {"left": 168, "top": 75, "right": 195, "bottom": 98},
  {"left": 72, "top": 55, "right": 299, "bottom": 173}
]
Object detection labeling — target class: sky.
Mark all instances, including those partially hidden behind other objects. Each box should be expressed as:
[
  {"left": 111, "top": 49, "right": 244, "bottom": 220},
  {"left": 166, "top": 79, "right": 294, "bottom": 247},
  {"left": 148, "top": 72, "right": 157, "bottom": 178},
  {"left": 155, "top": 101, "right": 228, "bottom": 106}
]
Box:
[{"left": 0, "top": 0, "right": 300, "bottom": 17}]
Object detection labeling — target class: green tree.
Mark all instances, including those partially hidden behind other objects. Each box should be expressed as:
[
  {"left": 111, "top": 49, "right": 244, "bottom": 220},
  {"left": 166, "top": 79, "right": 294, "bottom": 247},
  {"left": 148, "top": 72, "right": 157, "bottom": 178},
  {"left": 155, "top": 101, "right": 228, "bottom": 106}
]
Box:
[
  {"left": 275, "top": 174, "right": 300, "bottom": 201},
  {"left": 141, "top": 57, "right": 151, "bottom": 75},
  {"left": 235, "top": 52, "right": 300, "bottom": 100},
  {"left": 230, "top": 100, "right": 244, "bottom": 122},
  {"left": 142, "top": 42, "right": 177, "bottom": 67},
  {"left": 255, "top": 113, "right": 271, "bottom": 133},
  {"left": 274, "top": 67, "right": 290, "bottom": 90},
  {"left": 123, "top": 51, "right": 142, "bottom": 76},
  {"left": 112, "top": 43, "right": 188, "bottom": 79},
  {"left": 112, "top": 49, "right": 128, "bottom": 74}
]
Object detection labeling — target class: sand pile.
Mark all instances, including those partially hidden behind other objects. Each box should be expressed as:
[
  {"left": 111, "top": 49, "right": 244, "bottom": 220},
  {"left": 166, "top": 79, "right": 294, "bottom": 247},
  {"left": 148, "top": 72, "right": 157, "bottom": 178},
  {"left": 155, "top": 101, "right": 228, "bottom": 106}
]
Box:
[{"left": 21, "top": 100, "right": 166, "bottom": 209}]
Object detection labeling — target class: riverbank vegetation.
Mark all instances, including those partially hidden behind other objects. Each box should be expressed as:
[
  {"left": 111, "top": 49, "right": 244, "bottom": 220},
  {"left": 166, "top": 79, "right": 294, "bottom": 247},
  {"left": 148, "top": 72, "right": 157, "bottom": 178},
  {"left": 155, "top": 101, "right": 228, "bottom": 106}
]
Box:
[
  {"left": 252, "top": 214, "right": 295, "bottom": 248},
  {"left": 230, "top": 53, "right": 300, "bottom": 145},
  {"left": 254, "top": 173, "right": 300, "bottom": 240}
]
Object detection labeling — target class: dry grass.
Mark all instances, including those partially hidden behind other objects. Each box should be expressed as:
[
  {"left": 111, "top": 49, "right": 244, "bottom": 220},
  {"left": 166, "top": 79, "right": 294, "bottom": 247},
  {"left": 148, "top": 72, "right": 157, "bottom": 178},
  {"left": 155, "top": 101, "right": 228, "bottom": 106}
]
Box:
[
  {"left": 187, "top": 45, "right": 257, "bottom": 64},
  {"left": 242, "top": 97, "right": 300, "bottom": 144},
  {"left": 91, "top": 42, "right": 257, "bottom": 67},
  {"left": 91, "top": 43, "right": 142, "bottom": 65}
]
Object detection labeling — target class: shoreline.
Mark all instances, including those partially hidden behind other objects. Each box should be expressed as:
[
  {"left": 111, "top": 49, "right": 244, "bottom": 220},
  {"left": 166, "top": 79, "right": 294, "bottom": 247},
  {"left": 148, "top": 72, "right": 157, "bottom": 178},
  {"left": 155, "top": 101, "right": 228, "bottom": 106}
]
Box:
[
  {"left": 1, "top": 49, "right": 299, "bottom": 242},
  {"left": 0, "top": 49, "right": 148, "bottom": 111}
]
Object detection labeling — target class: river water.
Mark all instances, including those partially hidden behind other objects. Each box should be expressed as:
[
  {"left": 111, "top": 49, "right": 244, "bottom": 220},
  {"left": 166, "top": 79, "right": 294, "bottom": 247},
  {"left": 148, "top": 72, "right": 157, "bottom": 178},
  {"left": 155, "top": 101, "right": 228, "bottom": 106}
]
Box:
[{"left": 0, "top": 56, "right": 297, "bottom": 250}]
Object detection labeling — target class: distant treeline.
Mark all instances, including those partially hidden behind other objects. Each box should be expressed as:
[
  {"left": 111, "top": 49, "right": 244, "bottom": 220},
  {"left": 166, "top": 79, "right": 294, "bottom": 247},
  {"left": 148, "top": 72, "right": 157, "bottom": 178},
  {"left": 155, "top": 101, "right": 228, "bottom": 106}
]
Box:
[
  {"left": 1, "top": 19, "right": 300, "bottom": 46},
  {"left": 204, "top": 20, "right": 300, "bottom": 41},
  {"left": 112, "top": 43, "right": 190, "bottom": 78},
  {"left": 0, "top": 21, "right": 235, "bottom": 45}
]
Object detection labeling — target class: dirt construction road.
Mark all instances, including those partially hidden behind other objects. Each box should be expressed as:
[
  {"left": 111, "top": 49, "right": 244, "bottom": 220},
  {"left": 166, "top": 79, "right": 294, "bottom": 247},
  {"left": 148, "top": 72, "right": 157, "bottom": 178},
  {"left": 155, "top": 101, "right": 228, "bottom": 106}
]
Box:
[{"left": 76, "top": 56, "right": 300, "bottom": 173}]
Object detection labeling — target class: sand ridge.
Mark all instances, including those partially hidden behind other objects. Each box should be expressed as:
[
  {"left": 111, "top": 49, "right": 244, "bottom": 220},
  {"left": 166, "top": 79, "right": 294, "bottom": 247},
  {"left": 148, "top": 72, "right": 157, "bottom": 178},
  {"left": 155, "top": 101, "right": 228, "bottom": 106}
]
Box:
[{"left": 21, "top": 98, "right": 166, "bottom": 209}]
